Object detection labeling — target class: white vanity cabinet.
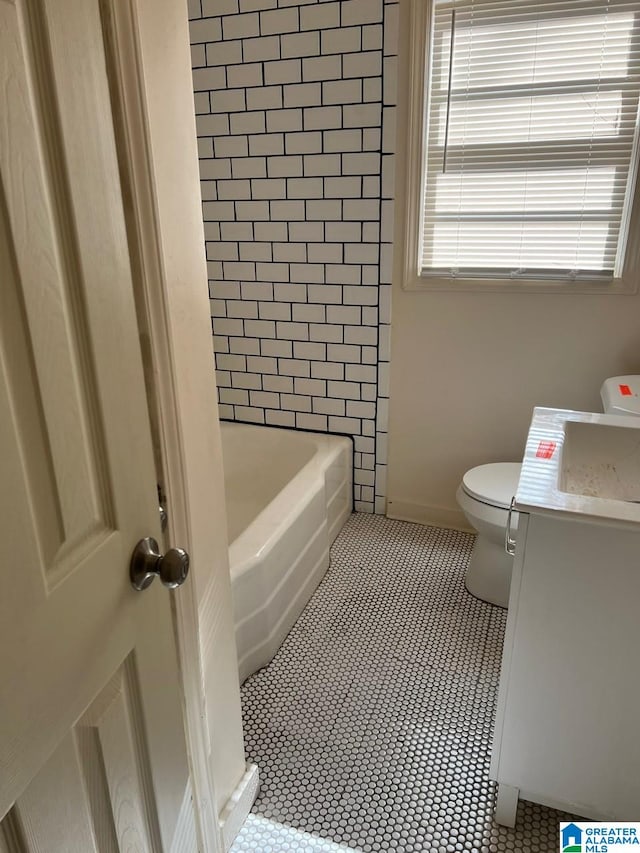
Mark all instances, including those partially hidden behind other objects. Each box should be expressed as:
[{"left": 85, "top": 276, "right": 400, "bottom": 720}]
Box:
[{"left": 491, "top": 509, "right": 640, "bottom": 826}]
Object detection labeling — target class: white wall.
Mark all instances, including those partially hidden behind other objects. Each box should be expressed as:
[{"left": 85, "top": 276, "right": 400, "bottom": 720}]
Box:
[
  {"left": 388, "top": 290, "right": 640, "bottom": 528},
  {"left": 386, "top": 0, "right": 640, "bottom": 530}
]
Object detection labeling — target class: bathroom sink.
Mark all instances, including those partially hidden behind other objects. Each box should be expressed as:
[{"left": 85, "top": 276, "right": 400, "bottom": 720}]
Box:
[
  {"left": 514, "top": 407, "right": 640, "bottom": 526},
  {"left": 560, "top": 420, "right": 640, "bottom": 502}
]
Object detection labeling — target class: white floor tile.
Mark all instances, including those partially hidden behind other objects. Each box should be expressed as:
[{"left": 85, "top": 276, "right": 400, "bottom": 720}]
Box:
[{"left": 235, "top": 513, "right": 576, "bottom": 853}]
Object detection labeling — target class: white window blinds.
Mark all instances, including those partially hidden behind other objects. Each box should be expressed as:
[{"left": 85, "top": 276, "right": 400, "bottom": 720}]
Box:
[{"left": 421, "top": 0, "right": 640, "bottom": 281}]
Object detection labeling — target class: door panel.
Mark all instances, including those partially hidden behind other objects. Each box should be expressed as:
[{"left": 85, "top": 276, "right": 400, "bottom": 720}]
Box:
[
  {"left": 9, "top": 663, "right": 160, "bottom": 853},
  {"left": 1, "top": 0, "right": 113, "bottom": 584},
  {"left": 12, "top": 735, "right": 102, "bottom": 853},
  {"left": 0, "top": 0, "right": 193, "bottom": 847},
  {"left": 0, "top": 813, "right": 22, "bottom": 853},
  {"left": 75, "top": 662, "right": 158, "bottom": 852}
]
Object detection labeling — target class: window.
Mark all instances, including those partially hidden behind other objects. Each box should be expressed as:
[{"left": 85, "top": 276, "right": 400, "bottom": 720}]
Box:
[{"left": 403, "top": 0, "right": 640, "bottom": 291}]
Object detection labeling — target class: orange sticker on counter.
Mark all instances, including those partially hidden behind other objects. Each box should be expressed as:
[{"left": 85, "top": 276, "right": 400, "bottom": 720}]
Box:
[
  {"left": 536, "top": 440, "right": 556, "bottom": 459},
  {"left": 620, "top": 384, "right": 632, "bottom": 396}
]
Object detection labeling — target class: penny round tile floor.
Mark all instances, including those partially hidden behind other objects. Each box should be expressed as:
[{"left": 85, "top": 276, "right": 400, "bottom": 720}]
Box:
[{"left": 231, "top": 514, "right": 576, "bottom": 853}]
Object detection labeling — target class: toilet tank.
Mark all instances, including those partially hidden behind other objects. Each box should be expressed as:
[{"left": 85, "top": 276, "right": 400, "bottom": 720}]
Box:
[{"left": 600, "top": 375, "right": 640, "bottom": 416}]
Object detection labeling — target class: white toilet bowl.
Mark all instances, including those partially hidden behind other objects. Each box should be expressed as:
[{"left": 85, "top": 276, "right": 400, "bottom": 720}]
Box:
[
  {"left": 456, "top": 462, "right": 521, "bottom": 608},
  {"left": 457, "top": 376, "right": 640, "bottom": 608}
]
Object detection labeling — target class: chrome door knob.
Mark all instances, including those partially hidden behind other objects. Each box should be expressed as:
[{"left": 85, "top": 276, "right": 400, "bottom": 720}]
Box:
[{"left": 130, "top": 537, "right": 190, "bottom": 591}]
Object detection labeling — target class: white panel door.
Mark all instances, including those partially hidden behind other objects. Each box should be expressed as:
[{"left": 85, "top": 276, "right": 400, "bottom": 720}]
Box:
[{"left": 0, "top": 0, "right": 194, "bottom": 849}]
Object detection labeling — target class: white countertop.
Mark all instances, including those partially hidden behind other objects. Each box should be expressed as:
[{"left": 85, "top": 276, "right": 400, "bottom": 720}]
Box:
[{"left": 515, "top": 407, "right": 640, "bottom": 527}]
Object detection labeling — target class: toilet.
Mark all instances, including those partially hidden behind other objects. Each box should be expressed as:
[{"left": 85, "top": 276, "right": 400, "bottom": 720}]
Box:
[
  {"left": 457, "top": 375, "right": 640, "bottom": 608},
  {"left": 456, "top": 463, "right": 521, "bottom": 608}
]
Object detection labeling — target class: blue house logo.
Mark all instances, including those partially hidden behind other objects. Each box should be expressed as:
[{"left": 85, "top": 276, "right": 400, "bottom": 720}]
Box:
[{"left": 562, "top": 823, "right": 583, "bottom": 852}]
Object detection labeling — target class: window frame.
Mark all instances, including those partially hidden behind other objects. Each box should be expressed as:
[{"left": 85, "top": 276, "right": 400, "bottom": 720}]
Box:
[{"left": 401, "top": 0, "right": 640, "bottom": 294}]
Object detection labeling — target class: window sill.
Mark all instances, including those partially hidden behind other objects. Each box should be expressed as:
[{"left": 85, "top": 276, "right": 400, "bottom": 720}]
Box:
[{"left": 402, "top": 273, "right": 639, "bottom": 296}]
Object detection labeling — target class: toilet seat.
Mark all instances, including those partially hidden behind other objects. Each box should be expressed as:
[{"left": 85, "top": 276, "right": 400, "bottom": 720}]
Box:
[{"left": 461, "top": 462, "right": 521, "bottom": 509}]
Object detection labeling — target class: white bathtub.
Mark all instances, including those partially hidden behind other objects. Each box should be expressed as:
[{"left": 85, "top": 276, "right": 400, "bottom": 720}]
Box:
[{"left": 220, "top": 422, "right": 353, "bottom": 683}]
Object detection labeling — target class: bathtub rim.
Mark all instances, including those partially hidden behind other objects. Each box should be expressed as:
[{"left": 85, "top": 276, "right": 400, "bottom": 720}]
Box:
[{"left": 222, "top": 421, "right": 353, "bottom": 577}]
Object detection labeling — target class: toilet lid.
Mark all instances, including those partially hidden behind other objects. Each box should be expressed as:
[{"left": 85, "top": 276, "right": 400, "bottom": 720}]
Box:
[{"left": 462, "top": 462, "right": 522, "bottom": 509}]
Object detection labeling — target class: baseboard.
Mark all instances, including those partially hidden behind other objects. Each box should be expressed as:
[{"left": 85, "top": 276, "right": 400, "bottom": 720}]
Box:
[
  {"left": 219, "top": 762, "right": 260, "bottom": 851},
  {"left": 386, "top": 498, "right": 472, "bottom": 532}
]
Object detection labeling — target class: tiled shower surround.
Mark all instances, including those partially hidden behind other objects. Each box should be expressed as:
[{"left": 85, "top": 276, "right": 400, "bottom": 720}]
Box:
[{"left": 188, "top": 0, "right": 398, "bottom": 513}]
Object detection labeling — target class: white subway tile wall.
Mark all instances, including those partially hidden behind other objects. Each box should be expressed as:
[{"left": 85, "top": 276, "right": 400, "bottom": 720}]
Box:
[{"left": 189, "top": 0, "right": 398, "bottom": 513}]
